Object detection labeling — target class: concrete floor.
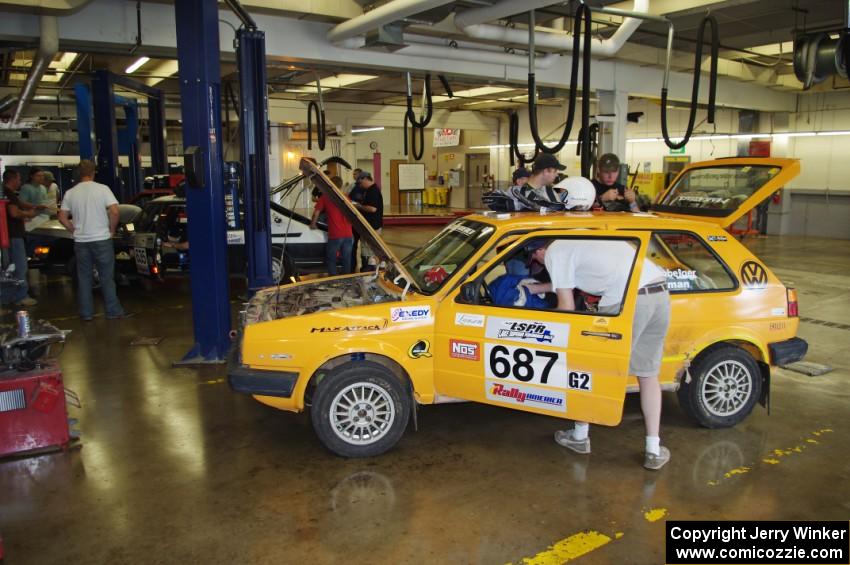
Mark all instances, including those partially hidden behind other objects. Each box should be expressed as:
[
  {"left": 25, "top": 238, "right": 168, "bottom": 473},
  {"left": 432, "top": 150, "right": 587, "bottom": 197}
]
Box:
[{"left": 1, "top": 232, "right": 849, "bottom": 564}]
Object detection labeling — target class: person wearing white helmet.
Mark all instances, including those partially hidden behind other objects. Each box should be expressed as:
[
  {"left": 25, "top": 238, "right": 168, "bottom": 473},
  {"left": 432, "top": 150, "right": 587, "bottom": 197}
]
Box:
[{"left": 522, "top": 229, "right": 672, "bottom": 470}]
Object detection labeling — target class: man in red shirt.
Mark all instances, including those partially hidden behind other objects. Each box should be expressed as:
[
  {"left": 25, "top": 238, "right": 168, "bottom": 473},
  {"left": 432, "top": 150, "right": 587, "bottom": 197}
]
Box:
[{"left": 310, "top": 175, "right": 354, "bottom": 275}]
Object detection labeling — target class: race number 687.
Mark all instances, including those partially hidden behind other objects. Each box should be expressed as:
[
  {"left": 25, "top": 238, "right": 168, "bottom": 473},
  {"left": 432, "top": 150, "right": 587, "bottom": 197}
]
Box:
[{"left": 488, "top": 345, "right": 559, "bottom": 384}]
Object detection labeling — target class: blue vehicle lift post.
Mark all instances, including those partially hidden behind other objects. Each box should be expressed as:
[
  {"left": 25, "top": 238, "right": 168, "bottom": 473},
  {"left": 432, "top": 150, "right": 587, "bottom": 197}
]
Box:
[
  {"left": 78, "top": 72, "right": 169, "bottom": 202},
  {"left": 174, "top": 0, "right": 232, "bottom": 363},
  {"left": 230, "top": 1, "right": 274, "bottom": 290}
]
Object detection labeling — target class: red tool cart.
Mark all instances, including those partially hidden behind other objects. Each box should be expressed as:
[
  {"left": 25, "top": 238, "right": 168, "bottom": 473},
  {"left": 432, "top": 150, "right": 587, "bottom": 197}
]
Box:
[{"left": 0, "top": 321, "right": 75, "bottom": 459}]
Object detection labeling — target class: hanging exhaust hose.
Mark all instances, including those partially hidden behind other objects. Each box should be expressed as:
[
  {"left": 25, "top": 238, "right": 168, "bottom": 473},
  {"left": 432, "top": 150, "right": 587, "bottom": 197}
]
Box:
[
  {"left": 404, "top": 73, "right": 442, "bottom": 161},
  {"left": 527, "top": 3, "right": 592, "bottom": 161},
  {"left": 509, "top": 111, "right": 539, "bottom": 167},
  {"left": 661, "top": 15, "right": 718, "bottom": 150},
  {"left": 307, "top": 100, "right": 326, "bottom": 151}
]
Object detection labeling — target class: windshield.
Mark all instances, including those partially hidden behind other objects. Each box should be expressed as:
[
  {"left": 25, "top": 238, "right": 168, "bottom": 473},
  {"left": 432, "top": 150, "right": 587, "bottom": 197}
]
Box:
[
  {"left": 395, "top": 219, "right": 495, "bottom": 294},
  {"left": 657, "top": 165, "right": 781, "bottom": 216}
]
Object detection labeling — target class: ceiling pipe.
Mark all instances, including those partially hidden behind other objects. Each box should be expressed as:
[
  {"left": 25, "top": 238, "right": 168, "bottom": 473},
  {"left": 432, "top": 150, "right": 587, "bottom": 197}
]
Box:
[
  {"left": 399, "top": 42, "right": 560, "bottom": 68},
  {"left": 11, "top": 15, "right": 58, "bottom": 125},
  {"left": 455, "top": 0, "right": 648, "bottom": 57},
  {"left": 453, "top": 0, "right": 567, "bottom": 28},
  {"left": 327, "top": 0, "right": 457, "bottom": 44}
]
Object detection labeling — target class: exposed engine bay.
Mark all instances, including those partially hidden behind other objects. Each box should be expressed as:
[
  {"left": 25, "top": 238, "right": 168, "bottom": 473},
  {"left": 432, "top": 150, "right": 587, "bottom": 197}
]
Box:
[{"left": 243, "top": 275, "right": 401, "bottom": 325}]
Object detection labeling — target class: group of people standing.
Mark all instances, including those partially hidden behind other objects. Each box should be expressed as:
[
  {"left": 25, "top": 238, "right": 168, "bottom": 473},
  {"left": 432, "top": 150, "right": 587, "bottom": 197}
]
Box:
[
  {"left": 310, "top": 167, "right": 383, "bottom": 276},
  {"left": 2, "top": 160, "right": 129, "bottom": 320},
  {"left": 504, "top": 152, "right": 642, "bottom": 213}
]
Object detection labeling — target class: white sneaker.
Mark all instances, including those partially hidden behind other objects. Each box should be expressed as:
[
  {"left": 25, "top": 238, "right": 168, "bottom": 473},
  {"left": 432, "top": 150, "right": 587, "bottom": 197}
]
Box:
[
  {"left": 16, "top": 296, "right": 37, "bottom": 307},
  {"left": 644, "top": 446, "right": 671, "bottom": 470},
  {"left": 554, "top": 429, "right": 591, "bottom": 454}
]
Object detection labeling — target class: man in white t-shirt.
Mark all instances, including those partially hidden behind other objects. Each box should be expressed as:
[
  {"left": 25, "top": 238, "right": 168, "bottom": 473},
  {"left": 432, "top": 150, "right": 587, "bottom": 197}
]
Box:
[
  {"left": 58, "top": 160, "right": 128, "bottom": 321},
  {"left": 524, "top": 237, "right": 672, "bottom": 470}
]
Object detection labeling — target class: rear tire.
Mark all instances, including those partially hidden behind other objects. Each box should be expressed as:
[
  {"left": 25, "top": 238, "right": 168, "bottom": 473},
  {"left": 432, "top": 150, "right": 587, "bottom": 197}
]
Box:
[
  {"left": 271, "top": 245, "right": 297, "bottom": 284},
  {"left": 311, "top": 361, "right": 410, "bottom": 458},
  {"left": 678, "top": 345, "right": 762, "bottom": 428}
]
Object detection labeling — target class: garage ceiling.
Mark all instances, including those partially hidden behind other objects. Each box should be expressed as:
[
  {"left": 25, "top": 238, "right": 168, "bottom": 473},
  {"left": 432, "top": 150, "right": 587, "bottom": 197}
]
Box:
[{"left": 0, "top": 0, "right": 846, "bottom": 120}]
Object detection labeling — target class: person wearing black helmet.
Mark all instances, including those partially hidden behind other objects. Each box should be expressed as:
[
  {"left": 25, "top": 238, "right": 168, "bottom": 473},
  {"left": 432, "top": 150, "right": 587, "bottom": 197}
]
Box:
[{"left": 592, "top": 153, "right": 639, "bottom": 212}]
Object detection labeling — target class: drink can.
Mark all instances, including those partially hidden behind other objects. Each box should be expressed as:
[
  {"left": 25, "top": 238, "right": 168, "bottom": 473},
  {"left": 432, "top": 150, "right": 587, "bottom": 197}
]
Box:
[{"left": 16, "top": 310, "right": 31, "bottom": 338}]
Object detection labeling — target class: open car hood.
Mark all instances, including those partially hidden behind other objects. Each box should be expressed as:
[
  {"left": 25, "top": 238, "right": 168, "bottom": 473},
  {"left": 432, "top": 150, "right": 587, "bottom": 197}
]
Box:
[
  {"left": 299, "top": 158, "right": 421, "bottom": 293},
  {"left": 651, "top": 157, "right": 800, "bottom": 227}
]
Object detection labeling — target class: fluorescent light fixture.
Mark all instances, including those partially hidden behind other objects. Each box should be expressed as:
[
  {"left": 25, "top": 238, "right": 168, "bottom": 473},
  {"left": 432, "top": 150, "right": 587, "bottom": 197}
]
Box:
[
  {"left": 125, "top": 56, "right": 150, "bottom": 74},
  {"left": 471, "top": 130, "right": 850, "bottom": 150},
  {"left": 144, "top": 60, "right": 179, "bottom": 86},
  {"left": 351, "top": 126, "right": 385, "bottom": 134},
  {"left": 305, "top": 74, "right": 376, "bottom": 89}
]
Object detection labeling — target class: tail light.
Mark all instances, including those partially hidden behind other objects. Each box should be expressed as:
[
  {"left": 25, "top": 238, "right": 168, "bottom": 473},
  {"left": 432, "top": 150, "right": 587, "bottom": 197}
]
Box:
[
  {"left": 787, "top": 288, "right": 799, "bottom": 317},
  {"left": 151, "top": 264, "right": 160, "bottom": 276},
  {"left": 34, "top": 246, "right": 50, "bottom": 256}
]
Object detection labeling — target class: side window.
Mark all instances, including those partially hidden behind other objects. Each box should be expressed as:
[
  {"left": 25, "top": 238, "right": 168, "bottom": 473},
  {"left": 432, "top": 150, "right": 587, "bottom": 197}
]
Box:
[
  {"left": 460, "top": 237, "right": 639, "bottom": 316},
  {"left": 649, "top": 232, "right": 736, "bottom": 292}
]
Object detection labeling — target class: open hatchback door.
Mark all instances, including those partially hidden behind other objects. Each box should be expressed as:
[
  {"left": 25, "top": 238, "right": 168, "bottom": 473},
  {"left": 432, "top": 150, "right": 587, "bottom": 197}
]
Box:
[{"left": 651, "top": 157, "right": 801, "bottom": 227}]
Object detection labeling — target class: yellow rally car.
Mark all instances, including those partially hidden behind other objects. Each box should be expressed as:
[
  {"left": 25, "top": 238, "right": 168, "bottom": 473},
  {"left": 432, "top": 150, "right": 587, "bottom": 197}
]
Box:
[{"left": 229, "top": 157, "right": 808, "bottom": 458}]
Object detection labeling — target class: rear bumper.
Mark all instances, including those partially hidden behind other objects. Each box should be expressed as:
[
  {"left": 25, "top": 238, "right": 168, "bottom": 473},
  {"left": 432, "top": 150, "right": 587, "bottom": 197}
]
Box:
[
  {"left": 227, "top": 348, "right": 298, "bottom": 398},
  {"left": 769, "top": 337, "right": 808, "bottom": 366}
]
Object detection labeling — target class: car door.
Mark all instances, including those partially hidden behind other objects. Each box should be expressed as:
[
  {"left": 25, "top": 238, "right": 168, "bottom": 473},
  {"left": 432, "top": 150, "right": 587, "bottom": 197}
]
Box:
[{"left": 434, "top": 230, "right": 651, "bottom": 426}]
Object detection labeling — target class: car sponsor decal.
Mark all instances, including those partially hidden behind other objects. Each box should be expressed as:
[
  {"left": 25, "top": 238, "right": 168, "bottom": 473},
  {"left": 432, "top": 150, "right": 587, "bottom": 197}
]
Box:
[
  {"left": 740, "top": 261, "right": 768, "bottom": 290},
  {"left": 485, "top": 343, "right": 567, "bottom": 387},
  {"left": 485, "top": 380, "right": 566, "bottom": 413},
  {"left": 769, "top": 322, "right": 787, "bottom": 331},
  {"left": 485, "top": 316, "right": 569, "bottom": 348},
  {"left": 391, "top": 305, "right": 432, "bottom": 323},
  {"left": 310, "top": 320, "right": 388, "bottom": 333},
  {"left": 455, "top": 312, "right": 485, "bottom": 328},
  {"left": 567, "top": 371, "right": 592, "bottom": 392},
  {"left": 408, "top": 339, "right": 432, "bottom": 359},
  {"left": 449, "top": 339, "right": 480, "bottom": 361},
  {"left": 771, "top": 307, "right": 787, "bottom": 317},
  {"left": 666, "top": 268, "right": 698, "bottom": 291},
  {"left": 707, "top": 234, "right": 728, "bottom": 242},
  {"left": 270, "top": 353, "right": 293, "bottom": 360}
]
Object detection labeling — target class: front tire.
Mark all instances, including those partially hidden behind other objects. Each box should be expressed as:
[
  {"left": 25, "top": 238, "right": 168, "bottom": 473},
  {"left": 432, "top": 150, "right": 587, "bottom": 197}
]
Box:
[
  {"left": 678, "top": 345, "right": 762, "bottom": 428},
  {"left": 311, "top": 361, "right": 410, "bottom": 458}
]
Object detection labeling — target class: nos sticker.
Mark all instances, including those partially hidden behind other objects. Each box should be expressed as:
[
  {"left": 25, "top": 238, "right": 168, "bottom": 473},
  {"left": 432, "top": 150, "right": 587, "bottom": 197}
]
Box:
[
  {"left": 485, "top": 316, "right": 569, "bottom": 348},
  {"left": 455, "top": 313, "right": 485, "bottom": 328},
  {"left": 485, "top": 343, "right": 567, "bottom": 387},
  {"left": 391, "top": 305, "right": 432, "bottom": 323},
  {"left": 486, "top": 380, "right": 566, "bottom": 413},
  {"left": 450, "top": 339, "right": 480, "bottom": 361}
]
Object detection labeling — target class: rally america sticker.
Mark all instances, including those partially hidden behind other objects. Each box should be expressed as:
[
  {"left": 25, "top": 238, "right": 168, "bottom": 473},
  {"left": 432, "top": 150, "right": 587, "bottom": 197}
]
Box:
[
  {"left": 391, "top": 305, "right": 432, "bottom": 323},
  {"left": 485, "top": 316, "right": 569, "bottom": 348},
  {"left": 485, "top": 380, "right": 566, "bottom": 413}
]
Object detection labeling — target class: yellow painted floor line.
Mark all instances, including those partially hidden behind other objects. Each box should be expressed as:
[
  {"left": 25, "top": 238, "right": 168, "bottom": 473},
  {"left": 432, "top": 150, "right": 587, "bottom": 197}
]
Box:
[
  {"left": 512, "top": 530, "right": 616, "bottom": 565},
  {"left": 707, "top": 428, "right": 834, "bottom": 486}
]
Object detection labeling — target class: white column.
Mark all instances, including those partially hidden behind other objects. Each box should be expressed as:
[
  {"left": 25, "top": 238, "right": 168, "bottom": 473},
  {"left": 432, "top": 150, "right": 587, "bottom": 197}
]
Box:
[{"left": 597, "top": 89, "right": 628, "bottom": 159}]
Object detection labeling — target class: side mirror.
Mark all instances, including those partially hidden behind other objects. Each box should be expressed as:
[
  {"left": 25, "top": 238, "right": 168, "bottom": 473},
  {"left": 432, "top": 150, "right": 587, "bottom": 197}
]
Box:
[{"left": 460, "top": 282, "right": 478, "bottom": 304}]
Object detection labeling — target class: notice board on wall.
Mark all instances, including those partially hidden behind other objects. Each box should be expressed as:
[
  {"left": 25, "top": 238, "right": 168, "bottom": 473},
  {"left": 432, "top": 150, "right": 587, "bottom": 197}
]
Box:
[{"left": 398, "top": 163, "right": 426, "bottom": 191}]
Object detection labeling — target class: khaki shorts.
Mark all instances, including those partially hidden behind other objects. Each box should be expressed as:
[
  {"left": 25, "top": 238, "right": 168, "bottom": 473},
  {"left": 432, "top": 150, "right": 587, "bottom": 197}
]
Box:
[
  {"left": 360, "top": 227, "right": 382, "bottom": 264},
  {"left": 598, "top": 290, "right": 671, "bottom": 378}
]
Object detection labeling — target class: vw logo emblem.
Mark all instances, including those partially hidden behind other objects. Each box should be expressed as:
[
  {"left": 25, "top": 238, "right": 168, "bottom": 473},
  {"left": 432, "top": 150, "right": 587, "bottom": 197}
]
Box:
[{"left": 740, "top": 261, "right": 768, "bottom": 290}]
